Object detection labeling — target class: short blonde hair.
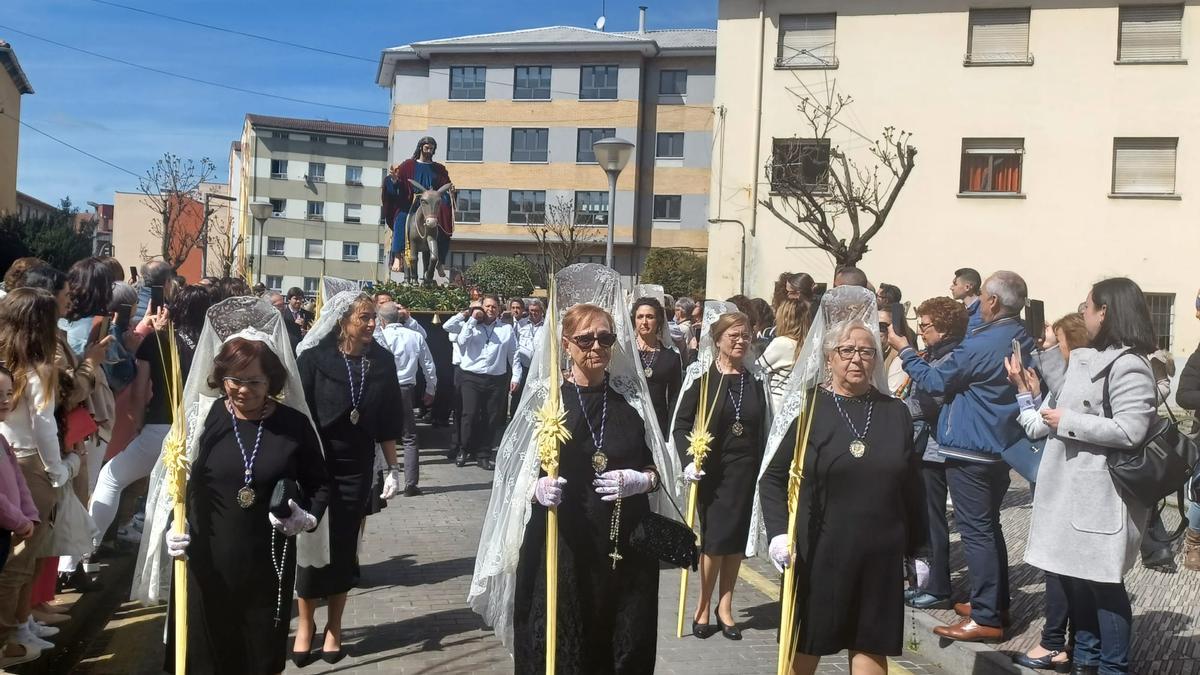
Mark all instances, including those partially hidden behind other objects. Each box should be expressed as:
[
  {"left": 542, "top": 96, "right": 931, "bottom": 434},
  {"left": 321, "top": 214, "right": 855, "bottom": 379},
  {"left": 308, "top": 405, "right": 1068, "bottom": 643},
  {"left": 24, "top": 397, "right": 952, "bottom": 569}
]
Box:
[
  {"left": 710, "top": 311, "right": 750, "bottom": 343},
  {"left": 562, "top": 303, "right": 614, "bottom": 336}
]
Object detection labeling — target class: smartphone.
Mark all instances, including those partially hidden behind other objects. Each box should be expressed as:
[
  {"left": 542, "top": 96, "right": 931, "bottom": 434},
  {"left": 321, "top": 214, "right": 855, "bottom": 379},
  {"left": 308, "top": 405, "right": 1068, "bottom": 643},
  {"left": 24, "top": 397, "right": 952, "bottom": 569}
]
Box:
[
  {"left": 129, "top": 266, "right": 138, "bottom": 283},
  {"left": 1011, "top": 338, "right": 1022, "bottom": 365},
  {"left": 1023, "top": 299, "right": 1045, "bottom": 345},
  {"left": 150, "top": 284, "right": 165, "bottom": 311},
  {"left": 114, "top": 304, "right": 133, "bottom": 330},
  {"left": 89, "top": 317, "right": 111, "bottom": 347}
]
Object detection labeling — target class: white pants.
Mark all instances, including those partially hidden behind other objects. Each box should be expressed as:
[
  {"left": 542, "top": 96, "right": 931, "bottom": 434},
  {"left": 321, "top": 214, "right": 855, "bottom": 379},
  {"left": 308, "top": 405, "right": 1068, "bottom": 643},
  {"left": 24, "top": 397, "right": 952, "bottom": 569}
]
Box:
[{"left": 86, "top": 424, "right": 168, "bottom": 549}]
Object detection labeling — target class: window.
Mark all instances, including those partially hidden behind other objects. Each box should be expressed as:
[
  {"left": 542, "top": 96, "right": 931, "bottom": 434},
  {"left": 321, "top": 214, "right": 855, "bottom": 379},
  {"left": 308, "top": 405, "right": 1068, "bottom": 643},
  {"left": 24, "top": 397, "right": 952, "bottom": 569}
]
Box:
[
  {"left": 653, "top": 195, "right": 682, "bottom": 220},
  {"left": 456, "top": 189, "right": 481, "bottom": 223},
  {"left": 449, "top": 252, "right": 485, "bottom": 269},
  {"left": 1118, "top": 5, "right": 1184, "bottom": 62},
  {"left": 574, "top": 191, "right": 609, "bottom": 225},
  {"left": 511, "top": 128, "right": 549, "bottom": 162},
  {"left": 305, "top": 239, "right": 323, "bottom": 259},
  {"left": 1112, "top": 138, "right": 1178, "bottom": 195},
  {"left": 959, "top": 139, "right": 1025, "bottom": 194},
  {"left": 344, "top": 203, "right": 362, "bottom": 223},
  {"left": 659, "top": 69, "right": 688, "bottom": 95},
  {"left": 514, "top": 66, "right": 552, "bottom": 100},
  {"left": 266, "top": 237, "right": 285, "bottom": 256},
  {"left": 580, "top": 65, "right": 618, "bottom": 100},
  {"left": 303, "top": 277, "right": 319, "bottom": 297},
  {"left": 265, "top": 275, "right": 283, "bottom": 291},
  {"left": 268, "top": 198, "right": 285, "bottom": 216},
  {"left": 448, "top": 128, "right": 484, "bottom": 161},
  {"left": 777, "top": 14, "right": 838, "bottom": 68},
  {"left": 508, "top": 190, "right": 546, "bottom": 224},
  {"left": 966, "top": 8, "right": 1033, "bottom": 65},
  {"left": 306, "top": 201, "right": 324, "bottom": 220},
  {"left": 449, "top": 66, "right": 486, "bottom": 99},
  {"left": 270, "top": 131, "right": 288, "bottom": 139},
  {"left": 310, "top": 135, "right": 326, "bottom": 144},
  {"left": 342, "top": 242, "right": 359, "bottom": 262},
  {"left": 770, "top": 138, "right": 831, "bottom": 193},
  {"left": 1144, "top": 293, "right": 1176, "bottom": 350},
  {"left": 307, "top": 162, "right": 325, "bottom": 183},
  {"left": 348, "top": 138, "right": 364, "bottom": 147},
  {"left": 345, "top": 165, "right": 363, "bottom": 185},
  {"left": 576, "top": 128, "right": 616, "bottom": 163},
  {"left": 270, "top": 159, "right": 287, "bottom": 179},
  {"left": 656, "top": 132, "right": 685, "bottom": 159}
]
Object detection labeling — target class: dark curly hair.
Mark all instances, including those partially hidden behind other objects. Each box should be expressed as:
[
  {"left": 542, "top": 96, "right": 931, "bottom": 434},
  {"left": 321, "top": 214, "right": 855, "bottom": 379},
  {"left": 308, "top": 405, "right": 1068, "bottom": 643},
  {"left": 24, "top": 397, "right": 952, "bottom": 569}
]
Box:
[
  {"left": 915, "top": 297, "right": 969, "bottom": 341},
  {"left": 207, "top": 337, "right": 288, "bottom": 396},
  {"left": 630, "top": 297, "right": 666, "bottom": 334},
  {"left": 169, "top": 285, "right": 215, "bottom": 341},
  {"left": 66, "top": 257, "right": 115, "bottom": 320}
]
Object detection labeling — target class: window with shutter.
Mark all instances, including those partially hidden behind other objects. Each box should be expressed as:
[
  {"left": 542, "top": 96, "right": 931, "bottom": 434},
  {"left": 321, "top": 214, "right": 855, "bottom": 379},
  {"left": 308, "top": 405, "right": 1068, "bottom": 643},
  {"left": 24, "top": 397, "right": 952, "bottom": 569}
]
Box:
[
  {"left": 1118, "top": 5, "right": 1184, "bottom": 62},
  {"left": 777, "top": 14, "right": 838, "bottom": 69},
  {"left": 1143, "top": 292, "right": 1175, "bottom": 350},
  {"left": 959, "top": 139, "right": 1025, "bottom": 194},
  {"left": 1112, "top": 138, "right": 1178, "bottom": 195},
  {"left": 966, "top": 8, "right": 1033, "bottom": 65}
]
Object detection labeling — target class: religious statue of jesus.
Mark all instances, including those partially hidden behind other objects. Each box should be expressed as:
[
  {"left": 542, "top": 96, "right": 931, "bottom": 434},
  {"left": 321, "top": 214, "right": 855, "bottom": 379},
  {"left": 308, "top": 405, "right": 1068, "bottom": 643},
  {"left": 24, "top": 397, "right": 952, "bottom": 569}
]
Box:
[{"left": 382, "top": 136, "right": 455, "bottom": 274}]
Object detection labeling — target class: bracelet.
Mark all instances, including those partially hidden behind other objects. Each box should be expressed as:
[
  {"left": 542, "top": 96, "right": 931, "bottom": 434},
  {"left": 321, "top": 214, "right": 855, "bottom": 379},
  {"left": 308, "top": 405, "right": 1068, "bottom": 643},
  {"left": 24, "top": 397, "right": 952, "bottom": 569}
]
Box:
[{"left": 387, "top": 464, "right": 400, "bottom": 472}]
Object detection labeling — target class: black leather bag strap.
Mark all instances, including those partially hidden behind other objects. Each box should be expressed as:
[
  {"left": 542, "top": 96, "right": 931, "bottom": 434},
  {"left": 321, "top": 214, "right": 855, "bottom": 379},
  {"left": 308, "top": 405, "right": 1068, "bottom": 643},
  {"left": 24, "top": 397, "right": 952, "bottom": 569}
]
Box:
[{"left": 1098, "top": 348, "right": 1141, "bottom": 419}]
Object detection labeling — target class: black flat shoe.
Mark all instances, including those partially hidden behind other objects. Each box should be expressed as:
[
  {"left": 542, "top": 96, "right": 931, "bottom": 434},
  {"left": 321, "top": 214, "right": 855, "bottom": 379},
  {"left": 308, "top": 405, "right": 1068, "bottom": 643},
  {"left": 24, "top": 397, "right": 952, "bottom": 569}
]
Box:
[
  {"left": 290, "top": 629, "right": 317, "bottom": 668},
  {"left": 716, "top": 616, "right": 742, "bottom": 640},
  {"left": 692, "top": 618, "right": 715, "bottom": 639},
  {"left": 1070, "top": 666, "right": 1097, "bottom": 675},
  {"left": 479, "top": 456, "right": 494, "bottom": 471},
  {"left": 455, "top": 450, "right": 467, "bottom": 467},
  {"left": 1014, "top": 650, "right": 1069, "bottom": 671}
]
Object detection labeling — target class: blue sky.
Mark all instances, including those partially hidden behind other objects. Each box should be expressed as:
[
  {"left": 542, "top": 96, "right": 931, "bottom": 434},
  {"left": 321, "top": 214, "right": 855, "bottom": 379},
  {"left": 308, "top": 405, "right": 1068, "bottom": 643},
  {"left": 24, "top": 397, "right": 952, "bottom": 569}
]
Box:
[{"left": 5, "top": 0, "right": 716, "bottom": 207}]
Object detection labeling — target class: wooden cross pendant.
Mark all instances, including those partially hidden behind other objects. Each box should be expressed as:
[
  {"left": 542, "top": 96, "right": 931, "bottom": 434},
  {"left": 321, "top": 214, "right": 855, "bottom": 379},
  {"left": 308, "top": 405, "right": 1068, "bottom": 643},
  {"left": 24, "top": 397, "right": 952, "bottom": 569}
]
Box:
[{"left": 609, "top": 548, "right": 623, "bottom": 569}]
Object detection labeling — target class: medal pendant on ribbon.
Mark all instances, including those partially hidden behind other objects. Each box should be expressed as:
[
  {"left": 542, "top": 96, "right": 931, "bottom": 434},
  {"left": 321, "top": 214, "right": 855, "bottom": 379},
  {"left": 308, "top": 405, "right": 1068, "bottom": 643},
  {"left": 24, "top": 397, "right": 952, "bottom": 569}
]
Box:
[
  {"left": 730, "top": 421, "right": 745, "bottom": 437},
  {"left": 643, "top": 366, "right": 654, "bottom": 378},
  {"left": 592, "top": 452, "right": 608, "bottom": 474},
  {"left": 350, "top": 408, "right": 360, "bottom": 425},
  {"left": 849, "top": 440, "right": 867, "bottom": 458},
  {"left": 237, "top": 486, "right": 257, "bottom": 509}
]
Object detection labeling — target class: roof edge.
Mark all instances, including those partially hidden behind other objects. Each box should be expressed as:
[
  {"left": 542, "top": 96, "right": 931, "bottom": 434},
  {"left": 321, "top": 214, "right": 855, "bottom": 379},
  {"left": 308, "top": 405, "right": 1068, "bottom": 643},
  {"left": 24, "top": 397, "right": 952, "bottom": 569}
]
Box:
[{"left": 0, "top": 43, "right": 35, "bottom": 94}]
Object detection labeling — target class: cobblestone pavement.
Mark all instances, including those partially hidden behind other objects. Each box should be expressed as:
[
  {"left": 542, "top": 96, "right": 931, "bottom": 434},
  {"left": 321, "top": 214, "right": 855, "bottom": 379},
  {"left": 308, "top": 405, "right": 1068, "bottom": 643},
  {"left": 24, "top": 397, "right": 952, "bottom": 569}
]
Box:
[{"left": 66, "top": 423, "right": 945, "bottom": 674}]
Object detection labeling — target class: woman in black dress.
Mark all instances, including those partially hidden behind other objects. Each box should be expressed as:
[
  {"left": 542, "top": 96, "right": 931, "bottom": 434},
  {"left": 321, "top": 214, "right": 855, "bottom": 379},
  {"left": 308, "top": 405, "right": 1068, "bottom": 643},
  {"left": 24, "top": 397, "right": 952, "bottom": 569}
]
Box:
[
  {"left": 761, "top": 320, "right": 923, "bottom": 675},
  {"left": 631, "top": 297, "right": 683, "bottom": 438},
  {"left": 673, "top": 311, "right": 767, "bottom": 640},
  {"left": 164, "top": 336, "right": 330, "bottom": 675},
  {"left": 294, "top": 293, "right": 403, "bottom": 663},
  {"left": 513, "top": 303, "right": 663, "bottom": 674}
]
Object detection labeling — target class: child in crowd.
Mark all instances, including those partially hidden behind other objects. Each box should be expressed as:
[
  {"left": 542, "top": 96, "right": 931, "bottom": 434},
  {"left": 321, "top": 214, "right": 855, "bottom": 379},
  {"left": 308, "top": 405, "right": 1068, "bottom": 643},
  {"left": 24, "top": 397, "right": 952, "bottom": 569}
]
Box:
[{"left": 0, "top": 365, "right": 42, "bottom": 669}]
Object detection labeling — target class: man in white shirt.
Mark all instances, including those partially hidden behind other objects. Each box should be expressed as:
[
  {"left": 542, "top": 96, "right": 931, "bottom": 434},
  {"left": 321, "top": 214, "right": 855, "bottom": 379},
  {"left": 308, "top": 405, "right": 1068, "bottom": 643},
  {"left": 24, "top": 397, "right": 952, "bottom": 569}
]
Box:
[
  {"left": 442, "top": 307, "right": 467, "bottom": 460},
  {"left": 455, "top": 294, "right": 520, "bottom": 471},
  {"left": 375, "top": 302, "right": 437, "bottom": 496},
  {"left": 510, "top": 298, "right": 545, "bottom": 417}
]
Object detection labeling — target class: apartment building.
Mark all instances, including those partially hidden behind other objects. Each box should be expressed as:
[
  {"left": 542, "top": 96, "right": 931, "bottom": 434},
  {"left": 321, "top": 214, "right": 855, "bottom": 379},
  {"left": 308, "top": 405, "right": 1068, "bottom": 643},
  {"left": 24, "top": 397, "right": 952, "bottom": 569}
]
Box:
[
  {"left": 375, "top": 19, "right": 715, "bottom": 276},
  {"left": 713, "top": 1, "right": 1200, "bottom": 355},
  {"left": 233, "top": 114, "right": 389, "bottom": 296},
  {"left": 0, "top": 39, "right": 34, "bottom": 215}
]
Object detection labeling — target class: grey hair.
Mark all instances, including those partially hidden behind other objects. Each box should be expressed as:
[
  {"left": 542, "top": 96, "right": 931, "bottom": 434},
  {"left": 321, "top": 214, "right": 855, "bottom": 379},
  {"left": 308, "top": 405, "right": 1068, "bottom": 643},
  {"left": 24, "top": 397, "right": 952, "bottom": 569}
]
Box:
[
  {"left": 109, "top": 281, "right": 138, "bottom": 311},
  {"left": 527, "top": 298, "right": 545, "bottom": 311},
  {"left": 377, "top": 301, "right": 401, "bottom": 325},
  {"left": 822, "top": 319, "right": 875, "bottom": 355},
  {"left": 140, "top": 259, "right": 172, "bottom": 286},
  {"left": 509, "top": 297, "right": 527, "bottom": 309},
  {"left": 983, "top": 270, "right": 1028, "bottom": 316},
  {"left": 675, "top": 296, "right": 696, "bottom": 318}
]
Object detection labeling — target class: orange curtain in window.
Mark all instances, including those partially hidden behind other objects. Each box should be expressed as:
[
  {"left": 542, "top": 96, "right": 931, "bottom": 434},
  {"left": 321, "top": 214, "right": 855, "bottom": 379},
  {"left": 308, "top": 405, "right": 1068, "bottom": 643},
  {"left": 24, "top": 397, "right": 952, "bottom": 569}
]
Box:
[
  {"left": 961, "top": 155, "right": 989, "bottom": 192},
  {"left": 992, "top": 155, "right": 1020, "bottom": 192},
  {"left": 961, "top": 154, "right": 1020, "bottom": 192}
]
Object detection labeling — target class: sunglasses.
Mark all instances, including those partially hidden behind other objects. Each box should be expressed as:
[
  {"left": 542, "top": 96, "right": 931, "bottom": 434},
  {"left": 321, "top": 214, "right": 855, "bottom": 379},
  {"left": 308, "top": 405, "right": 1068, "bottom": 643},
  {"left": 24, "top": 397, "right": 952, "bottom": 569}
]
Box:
[
  {"left": 223, "top": 376, "right": 269, "bottom": 389},
  {"left": 569, "top": 332, "right": 617, "bottom": 349}
]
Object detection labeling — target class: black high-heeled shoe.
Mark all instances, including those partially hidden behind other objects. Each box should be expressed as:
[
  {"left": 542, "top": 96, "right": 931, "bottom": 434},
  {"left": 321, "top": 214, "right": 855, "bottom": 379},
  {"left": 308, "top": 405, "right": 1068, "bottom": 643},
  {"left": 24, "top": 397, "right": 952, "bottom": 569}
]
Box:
[
  {"left": 290, "top": 628, "right": 317, "bottom": 668},
  {"left": 320, "top": 630, "right": 346, "bottom": 664},
  {"left": 715, "top": 615, "right": 742, "bottom": 641}
]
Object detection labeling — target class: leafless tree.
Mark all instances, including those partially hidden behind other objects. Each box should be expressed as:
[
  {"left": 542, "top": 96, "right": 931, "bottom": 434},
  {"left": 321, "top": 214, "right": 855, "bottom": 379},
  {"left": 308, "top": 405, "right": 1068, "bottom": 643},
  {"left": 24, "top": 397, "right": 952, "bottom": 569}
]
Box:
[
  {"left": 205, "top": 209, "right": 243, "bottom": 279},
  {"left": 137, "top": 153, "right": 217, "bottom": 270},
  {"left": 761, "top": 88, "right": 917, "bottom": 266},
  {"left": 524, "top": 196, "right": 603, "bottom": 280}
]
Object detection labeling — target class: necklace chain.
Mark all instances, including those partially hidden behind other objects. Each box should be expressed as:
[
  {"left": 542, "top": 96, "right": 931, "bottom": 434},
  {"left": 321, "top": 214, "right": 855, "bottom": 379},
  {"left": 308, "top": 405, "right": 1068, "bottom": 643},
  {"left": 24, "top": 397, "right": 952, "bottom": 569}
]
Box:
[
  {"left": 726, "top": 371, "right": 746, "bottom": 425},
  {"left": 638, "top": 343, "right": 660, "bottom": 371},
  {"left": 342, "top": 351, "right": 369, "bottom": 410},
  {"left": 831, "top": 391, "right": 874, "bottom": 441},
  {"left": 572, "top": 374, "right": 608, "bottom": 454},
  {"left": 227, "top": 401, "right": 265, "bottom": 488}
]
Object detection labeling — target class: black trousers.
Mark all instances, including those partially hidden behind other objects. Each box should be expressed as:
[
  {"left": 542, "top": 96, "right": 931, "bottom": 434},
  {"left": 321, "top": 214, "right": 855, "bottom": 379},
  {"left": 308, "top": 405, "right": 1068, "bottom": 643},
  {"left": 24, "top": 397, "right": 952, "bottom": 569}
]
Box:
[
  {"left": 460, "top": 371, "right": 508, "bottom": 458},
  {"left": 1041, "top": 571, "right": 1072, "bottom": 652},
  {"left": 450, "top": 366, "right": 464, "bottom": 452},
  {"left": 944, "top": 459, "right": 1011, "bottom": 628},
  {"left": 920, "top": 460, "right": 952, "bottom": 598},
  {"left": 509, "top": 362, "right": 530, "bottom": 419}
]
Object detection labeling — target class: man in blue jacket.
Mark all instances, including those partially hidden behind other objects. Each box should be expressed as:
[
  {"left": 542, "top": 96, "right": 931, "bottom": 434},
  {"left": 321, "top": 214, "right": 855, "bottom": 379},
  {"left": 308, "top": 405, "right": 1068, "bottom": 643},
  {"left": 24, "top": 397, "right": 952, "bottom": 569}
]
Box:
[
  {"left": 950, "top": 267, "right": 984, "bottom": 333},
  {"left": 888, "top": 270, "right": 1034, "bottom": 642}
]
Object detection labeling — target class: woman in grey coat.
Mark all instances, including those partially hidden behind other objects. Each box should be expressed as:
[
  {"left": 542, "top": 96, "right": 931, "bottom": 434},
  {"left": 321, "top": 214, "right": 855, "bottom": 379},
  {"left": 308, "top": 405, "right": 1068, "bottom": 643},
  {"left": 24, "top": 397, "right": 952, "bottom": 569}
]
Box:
[{"left": 1009, "top": 278, "right": 1157, "bottom": 675}]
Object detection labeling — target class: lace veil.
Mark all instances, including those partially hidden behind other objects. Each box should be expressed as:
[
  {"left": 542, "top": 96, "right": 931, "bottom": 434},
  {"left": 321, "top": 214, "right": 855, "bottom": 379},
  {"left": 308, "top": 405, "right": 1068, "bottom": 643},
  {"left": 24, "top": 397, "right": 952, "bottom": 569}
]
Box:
[
  {"left": 296, "top": 289, "right": 368, "bottom": 357},
  {"left": 746, "top": 285, "right": 886, "bottom": 557},
  {"left": 467, "top": 263, "right": 682, "bottom": 649},
  {"left": 628, "top": 283, "right": 680, "bottom": 356},
  {"left": 133, "top": 296, "right": 332, "bottom": 605}
]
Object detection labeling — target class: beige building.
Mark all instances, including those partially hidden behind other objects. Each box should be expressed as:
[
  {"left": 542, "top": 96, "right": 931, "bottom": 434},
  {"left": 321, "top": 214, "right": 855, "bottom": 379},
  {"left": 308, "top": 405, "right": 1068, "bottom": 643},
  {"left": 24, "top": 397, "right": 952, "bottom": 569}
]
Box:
[
  {"left": 712, "top": 1, "right": 1200, "bottom": 355},
  {"left": 111, "top": 182, "right": 230, "bottom": 282},
  {"left": 376, "top": 18, "right": 715, "bottom": 277},
  {"left": 0, "top": 39, "right": 34, "bottom": 215}
]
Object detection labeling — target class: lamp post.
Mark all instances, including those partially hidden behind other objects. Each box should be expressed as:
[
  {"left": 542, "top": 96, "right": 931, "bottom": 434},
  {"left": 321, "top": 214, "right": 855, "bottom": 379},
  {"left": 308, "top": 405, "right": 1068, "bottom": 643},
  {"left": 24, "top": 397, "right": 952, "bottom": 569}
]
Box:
[
  {"left": 590, "top": 136, "right": 634, "bottom": 269},
  {"left": 249, "top": 200, "right": 272, "bottom": 283},
  {"left": 202, "top": 192, "right": 236, "bottom": 277}
]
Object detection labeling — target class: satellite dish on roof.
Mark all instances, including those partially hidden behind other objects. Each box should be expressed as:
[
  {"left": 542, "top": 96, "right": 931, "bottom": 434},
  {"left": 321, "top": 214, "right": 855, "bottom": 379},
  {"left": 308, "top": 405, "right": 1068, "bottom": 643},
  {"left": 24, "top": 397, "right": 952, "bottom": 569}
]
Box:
[{"left": 595, "top": 15, "right": 606, "bottom": 31}]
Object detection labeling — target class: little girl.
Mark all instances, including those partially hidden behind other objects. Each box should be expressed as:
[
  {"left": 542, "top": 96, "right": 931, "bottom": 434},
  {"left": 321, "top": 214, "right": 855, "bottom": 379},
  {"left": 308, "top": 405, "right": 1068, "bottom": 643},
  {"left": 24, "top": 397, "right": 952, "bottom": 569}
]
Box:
[{"left": 0, "top": 365, "right": 42, "bottom": 669}]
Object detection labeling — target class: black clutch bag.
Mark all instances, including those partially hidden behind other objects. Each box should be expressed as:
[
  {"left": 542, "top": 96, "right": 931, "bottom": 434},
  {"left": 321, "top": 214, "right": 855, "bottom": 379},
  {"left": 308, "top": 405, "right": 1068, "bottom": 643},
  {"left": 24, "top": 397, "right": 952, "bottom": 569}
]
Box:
[
  {"left": 630, "top": 510, "right": 699, "bottom": 571},
  {"left": 269, "top": 478, "right": 300, "bottom": 519}
]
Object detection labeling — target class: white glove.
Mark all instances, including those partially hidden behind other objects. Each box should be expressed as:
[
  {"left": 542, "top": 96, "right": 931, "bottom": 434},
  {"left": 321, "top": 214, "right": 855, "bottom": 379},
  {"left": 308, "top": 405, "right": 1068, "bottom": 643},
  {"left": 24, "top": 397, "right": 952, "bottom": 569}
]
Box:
[
  {"left": 769, "top": 534, "right": 791, "bottom": 573},
  {"left": 380, "top": 468, "right": 402, "bottom": 500},
  {"left": 269, "top": 499, "right": 317, "bottom": 537},
  {"left": 534, "top": 476, "right": 567, "bottom": 507},
  {"left": 593, "top": 469, "right": 653, "bottom": 502},
  {"left": 682, "top": 462, "right": 705, "bottom": 484},
  {"left": 914, "top": 558, "right": 931, "bottom": 589},
  {"left": 166, "top": 524, "right": 191, "bottom": 560}
]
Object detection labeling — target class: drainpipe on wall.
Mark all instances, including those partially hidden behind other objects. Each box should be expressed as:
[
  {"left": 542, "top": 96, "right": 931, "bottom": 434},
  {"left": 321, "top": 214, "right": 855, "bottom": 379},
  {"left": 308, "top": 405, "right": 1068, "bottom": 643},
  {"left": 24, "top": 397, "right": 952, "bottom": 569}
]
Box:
[
  {"left": 708, "top": 218, "right": 746, "bottom": 296},
  {"left": 743, "top": 0, "right": 767, "bottom": 288}
]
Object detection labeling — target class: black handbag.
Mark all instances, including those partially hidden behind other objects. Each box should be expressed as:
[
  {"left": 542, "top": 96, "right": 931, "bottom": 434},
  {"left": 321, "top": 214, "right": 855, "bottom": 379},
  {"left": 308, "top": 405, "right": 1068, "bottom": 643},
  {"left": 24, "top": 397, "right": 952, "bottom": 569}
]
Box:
[
  {"left": 269, "top": 478, "right": 300, "bottom": 520},
  {"left": 1100, "top": 352, "right": 1200, "bottom": 539},
  {"left": 629, "top": 487, "right": 699, "bottom": 571}
]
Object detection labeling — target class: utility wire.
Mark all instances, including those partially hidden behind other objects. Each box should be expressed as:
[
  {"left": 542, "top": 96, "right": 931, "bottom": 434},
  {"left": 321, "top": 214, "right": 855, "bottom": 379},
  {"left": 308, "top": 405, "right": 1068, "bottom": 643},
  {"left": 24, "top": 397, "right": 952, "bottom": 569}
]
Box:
[
  {"left": 87, "top": 0, "right": 377, "bottom": 63},
  {"left": 0, "top": 109, "right": 142, "bottom": 179}
]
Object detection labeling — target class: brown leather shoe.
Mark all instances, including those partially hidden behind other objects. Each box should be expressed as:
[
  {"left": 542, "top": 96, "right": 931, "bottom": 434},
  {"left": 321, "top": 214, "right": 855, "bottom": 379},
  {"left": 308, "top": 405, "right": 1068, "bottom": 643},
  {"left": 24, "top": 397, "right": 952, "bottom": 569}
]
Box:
[
  {"left": 953, "top": 602, "right": 1010, "bottom": 625},
  {"left": 933, "top": 618, "right": 1004, "bottom": 642}
]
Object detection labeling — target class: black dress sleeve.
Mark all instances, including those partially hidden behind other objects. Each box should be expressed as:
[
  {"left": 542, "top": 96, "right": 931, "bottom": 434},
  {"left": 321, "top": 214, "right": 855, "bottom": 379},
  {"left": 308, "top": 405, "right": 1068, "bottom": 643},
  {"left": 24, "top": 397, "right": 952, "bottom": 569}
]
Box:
[
  {"left": 291, "top": 406, "right": 331, "bottom": 525},
  {"left": 759, "top": 418, "right": 797, "bottom": 540},
  {"left": 672, "top": 376, "right": 701, "bottom": 465},
  {"left": 370, "top": 345, "right": 404, "bottom": 442},
  {"left": 667, "top": 354, "right": 684, "bottom": 427},
  {"left": 297, "top": 349, "right": 318, "bottom": 422},
  {"left": 897, "top": 402, "right": 927, "bottom": 557},
  {"left": 1176, "top": 349, "right": 1200, "bottom": 410}
]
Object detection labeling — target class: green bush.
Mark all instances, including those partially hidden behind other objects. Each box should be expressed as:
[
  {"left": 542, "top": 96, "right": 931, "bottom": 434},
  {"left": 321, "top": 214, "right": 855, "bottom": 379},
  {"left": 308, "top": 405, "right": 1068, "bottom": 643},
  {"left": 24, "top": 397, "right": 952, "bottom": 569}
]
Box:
[
  {"left": 641, "top": 248, "right": 706, "bottom": 299},
  {"left": 371, "top": 280, "right": 469, "bottom": 311},
  {"left": 464, "top": 255, "right": 536, "bottom": 299}
]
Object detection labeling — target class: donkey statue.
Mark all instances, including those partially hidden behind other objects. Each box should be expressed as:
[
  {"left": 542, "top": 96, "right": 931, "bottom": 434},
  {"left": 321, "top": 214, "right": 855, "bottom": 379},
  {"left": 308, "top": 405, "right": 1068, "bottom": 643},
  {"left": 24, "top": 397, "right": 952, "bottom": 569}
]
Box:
[{"left": 406, "top": 179, "right": 452, "bottom": 285}]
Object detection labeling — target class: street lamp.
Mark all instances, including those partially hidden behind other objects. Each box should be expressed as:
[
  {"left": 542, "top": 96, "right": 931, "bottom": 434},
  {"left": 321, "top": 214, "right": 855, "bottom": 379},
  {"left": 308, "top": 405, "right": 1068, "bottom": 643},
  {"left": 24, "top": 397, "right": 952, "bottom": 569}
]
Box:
[
  {"left": 249, "top": 200, "right": 272, "bottom": 283},
  {"left": 591, "top": 136, "right": 634, "bottom": 269}
]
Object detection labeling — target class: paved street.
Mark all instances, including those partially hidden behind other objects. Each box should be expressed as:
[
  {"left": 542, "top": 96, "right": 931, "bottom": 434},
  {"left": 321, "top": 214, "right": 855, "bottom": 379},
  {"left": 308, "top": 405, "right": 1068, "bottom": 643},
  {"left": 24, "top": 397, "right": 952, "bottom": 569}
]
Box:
[{"left": 58, "top": 423, "right": 944, "bottom": 674}]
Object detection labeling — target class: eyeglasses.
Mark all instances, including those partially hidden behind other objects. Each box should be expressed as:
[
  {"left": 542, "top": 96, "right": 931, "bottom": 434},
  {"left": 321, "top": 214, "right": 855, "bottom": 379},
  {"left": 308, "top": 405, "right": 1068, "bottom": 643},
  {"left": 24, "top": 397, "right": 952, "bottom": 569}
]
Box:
[
  {"left": 834, "top": 346, "right": 878, "bottom": 360},
  {"left": 917, "top": 322, "right": 935, "bottom": 332},
  {"left": 569, "top": 332, "right": 617, "bottom": 349},
  {"left": 724, "top": 333, "right": 753, "bottom": 344},
  {"left": 223, "top": 376, "right": 269, "bottom": 389}
]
